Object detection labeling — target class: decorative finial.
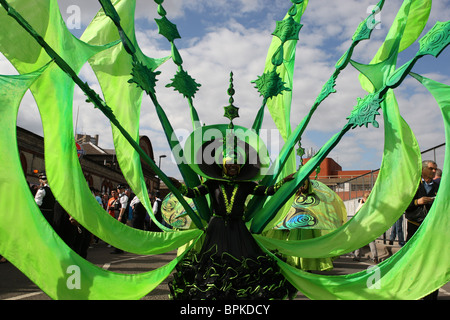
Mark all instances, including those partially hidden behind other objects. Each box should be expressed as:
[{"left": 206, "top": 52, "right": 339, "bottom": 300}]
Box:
[{"left": 223, "top": 72, "right": 239, "bottom": 127}]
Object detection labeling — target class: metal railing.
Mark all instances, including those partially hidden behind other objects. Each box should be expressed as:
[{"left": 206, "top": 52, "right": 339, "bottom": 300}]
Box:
[
  {"left": 341, "top": 143, "right": 445, "bottom": 244},
  {"left": 337, "top": 142, "right": 445, "bottom": 201}
]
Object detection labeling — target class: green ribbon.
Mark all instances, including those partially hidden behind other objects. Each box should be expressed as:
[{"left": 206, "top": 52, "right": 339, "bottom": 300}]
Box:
[{"left": 261, "top": 74, "right": 450, "bottom": 300}]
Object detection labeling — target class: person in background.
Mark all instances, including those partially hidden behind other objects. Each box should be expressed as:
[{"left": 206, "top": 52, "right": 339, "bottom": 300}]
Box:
[
  {"left": 111, "top": 184, "right": 129, "bottom": 254},
  {"left": 405, "top": 160, "right": 440, "bottom": 300},
  {"left": 117, "top": 185, "right": 129, "bottom": 225},
  {"left": 92, "top": 188, "right": 103, "bottom": 207},
  {"left": 131, "top": 194, "right": 146, "bottom": 230},
  {"left": 389, "top": 214, "right": 405, "bottom": 247},
  {"left": 34, "top": 172, "right": 55, "bottom": 226},
  {"left": 125, "top": 188, "right": 134, "bottom": 226},
  {"left": 353, "top": 191, "right": 379, "bottom": 263},
  {"left": 405, "top": 160, "right": 439, "bottom": 240},
  {"left": 149, "top": 190, "right": 164, "bottom": 232},
  {"left": 433, "top": 168, "right": 442, "bottom": 185},
  {"left": 106, "top": 190, "right": 119, "bottom": 218},
  {"left": 101, "top": 193, "right": 109, "bottom": 210}
]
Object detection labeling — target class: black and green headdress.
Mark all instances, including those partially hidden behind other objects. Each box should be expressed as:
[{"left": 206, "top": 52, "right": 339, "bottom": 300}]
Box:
[{"left": 183, "top": 73, "right": 271, "bottom": 181}]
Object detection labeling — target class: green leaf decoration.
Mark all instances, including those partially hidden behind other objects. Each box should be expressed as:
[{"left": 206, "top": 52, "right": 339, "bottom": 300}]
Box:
[
  {"left": 157, "top": 4, "right": 167, "bottom": 17},
  {"left": 224, "top": 104, "right": 239, "bottom": 123},
  {"left": 155, "top": 16, "right": 181, "bottom": 42},
  {"left": 171, "top": 43, "right": 183, "bottom": 65},
  {"left": 166, "top": 68, "right": 201, "bottom": 99},
  {"left": 272, "top": 16, "right": 303, "bottom": 43},
  {"left": 271, "top": 45, "right": 284, "bottom": 66},
  {"left": 417, "top": 21, "right": 450, "bottom": 58},
  {"left": 223, "top": 72, "right": 239, "bottom": 124},
  {"left": 315, "top": 74, "right": 337, "bottom": 104},
  {"left": 346, "top": 92, "right": 384, "bottom": 129},
  {"left": 252, "top": 69, "right": 291, "bottom": 100},
  {"left": 128, "top": 59, "right": 161, "bottom": 95},
  {"left": 296, "top": 140, "right": 305, "bottom": 158}
]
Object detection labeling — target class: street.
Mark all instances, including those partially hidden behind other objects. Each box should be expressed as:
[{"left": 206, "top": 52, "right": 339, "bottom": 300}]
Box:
[{"left": 1, "top": 240, "right": 449, "bottom": 301}]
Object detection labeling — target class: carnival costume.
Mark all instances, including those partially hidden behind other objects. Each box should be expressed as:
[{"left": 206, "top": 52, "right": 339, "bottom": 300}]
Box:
[
  {"left": 169, "top": 170, "right": 296, "bottom": 299},
  {"left": 0, "top": 0, "right": 449, "bottom": 301}
]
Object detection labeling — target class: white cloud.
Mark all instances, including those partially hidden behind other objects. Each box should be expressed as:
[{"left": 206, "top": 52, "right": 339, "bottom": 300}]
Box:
[{"left": 4, "top": 0, "right": 450, "bottom": 179}]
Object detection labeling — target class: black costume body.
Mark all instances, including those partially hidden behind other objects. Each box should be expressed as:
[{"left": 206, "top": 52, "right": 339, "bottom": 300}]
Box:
[{"left": 169, "top": 179, "right": 296, "bottom": 300}]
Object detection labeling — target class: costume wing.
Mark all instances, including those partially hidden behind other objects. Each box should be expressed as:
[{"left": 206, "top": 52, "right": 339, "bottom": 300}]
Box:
[{"left": 273, "top": 181, "right": 346, "bottom": 230}]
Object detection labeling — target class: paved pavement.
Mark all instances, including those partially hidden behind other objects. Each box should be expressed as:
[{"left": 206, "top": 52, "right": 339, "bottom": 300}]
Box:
[{"left": 1, "top": 240, "right": 449, "bottom": 301}]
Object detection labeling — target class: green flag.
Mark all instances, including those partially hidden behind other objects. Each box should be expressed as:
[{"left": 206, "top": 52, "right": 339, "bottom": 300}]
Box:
[{"left": 269, "top": 75, "right": 450, "bottom": 300}]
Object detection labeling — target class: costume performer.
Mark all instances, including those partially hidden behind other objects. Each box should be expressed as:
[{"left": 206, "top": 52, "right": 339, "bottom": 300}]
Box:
[
  {"left": 1, "top": 0, "right": 449, "bottom": 302},
  {"left": 34, "top": 172, "right": 55, "bottom": 226},
  {"left": 265, "top": 177, "right": 346, "bottom": 271},
  {"left": 168, "top": 149, "right": 296, "bottom": 299}
]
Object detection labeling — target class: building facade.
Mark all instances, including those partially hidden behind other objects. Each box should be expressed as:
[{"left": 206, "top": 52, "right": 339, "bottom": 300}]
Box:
[
  {"left": 17, "top": 127, "right": 159, "bottom": 196},
  {"left": 303, "top": 157, "right": 378, "bottom": 201}
]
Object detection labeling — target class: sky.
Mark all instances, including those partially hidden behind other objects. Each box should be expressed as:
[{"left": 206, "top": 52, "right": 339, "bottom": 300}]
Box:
[{"left": 1, "top": 0, "right": 449, "bottom": 179}]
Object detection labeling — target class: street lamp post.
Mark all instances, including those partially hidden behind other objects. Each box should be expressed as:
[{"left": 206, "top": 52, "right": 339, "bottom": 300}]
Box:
[
  {"left": 157, "top": 155, "right": 167, "bottom": 190},
  {"left": 158, "top": 154, "right": 167, "bottom": 169}
]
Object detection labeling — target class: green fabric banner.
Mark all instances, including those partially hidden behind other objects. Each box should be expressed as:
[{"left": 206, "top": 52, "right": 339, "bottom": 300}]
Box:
[
  {"left": 0, "top": 0, "right": 202, "bottom": 253},
  {"left": 0, "top": 0, "right": 448, "bottom": 300},
  {"left": 0, "top": 67, "right": 203, "bottom": 299},
  {"left": 249, "top": 0, "right": 430, "bottom": 234},
  {"left": 266, "top": 75, "right": 450, "bottom": 300},
  {"left": 83, "top": 0, "right": 208, "bottom": 226},
  {"left": 254, "top": 89, "right": 421, "bottom": 257},
  {"left": 264, "top": 0, "right": 309, "bottom": 143},
  {"left": 358, "top": 0, "right": 431, "bottom": 92},
  {"left": 80, "top": 0, "right": 173, "bottom": 232}
]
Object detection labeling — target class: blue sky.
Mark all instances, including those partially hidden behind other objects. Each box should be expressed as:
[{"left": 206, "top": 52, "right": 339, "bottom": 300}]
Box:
[{"left": 1, "top": 0, "right": 449, "bottom": 179}]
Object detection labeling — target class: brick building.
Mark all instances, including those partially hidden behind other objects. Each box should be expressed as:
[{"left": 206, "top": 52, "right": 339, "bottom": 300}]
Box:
[
  {"left": 17, "top": 126, "right": 159, "bottom": 196},
  {"left": 303, "top": 157, "right": 378, "bottom": 201}
]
